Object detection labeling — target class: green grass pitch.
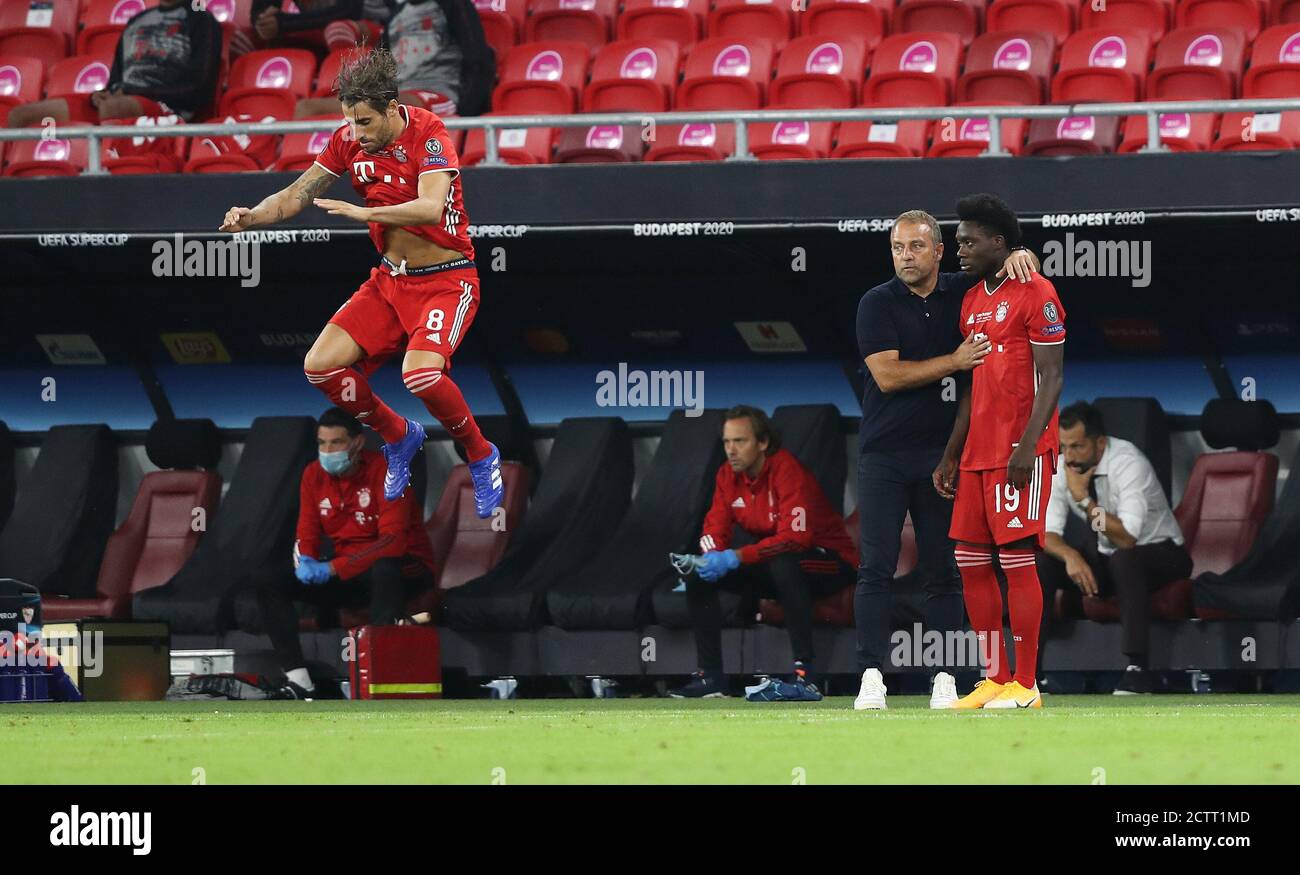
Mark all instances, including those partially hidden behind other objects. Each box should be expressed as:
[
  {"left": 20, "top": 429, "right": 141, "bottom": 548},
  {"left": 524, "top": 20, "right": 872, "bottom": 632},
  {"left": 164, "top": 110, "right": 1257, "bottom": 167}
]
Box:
[{"left": 5, "top": 696, "right": 1298, "bottom": 784}]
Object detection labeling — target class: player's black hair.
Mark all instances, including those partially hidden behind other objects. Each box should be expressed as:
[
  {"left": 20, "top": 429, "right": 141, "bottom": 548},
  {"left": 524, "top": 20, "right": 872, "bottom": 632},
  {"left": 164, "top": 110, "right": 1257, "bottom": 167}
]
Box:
[
  {"left": 318, "top": 407, "right": 363, "bottom": 437},
  {"left": 723, "top": 405, "right": 782, "bottom": 453},
  {"left": 955, "top": 193, "right": 1022, "bottom": 248},
  {"left": 336, "top": 47, "right": 400, "bottom": 112},
  {"left": 1059, "top": 401, "right": 1106, "bottom": 438}
]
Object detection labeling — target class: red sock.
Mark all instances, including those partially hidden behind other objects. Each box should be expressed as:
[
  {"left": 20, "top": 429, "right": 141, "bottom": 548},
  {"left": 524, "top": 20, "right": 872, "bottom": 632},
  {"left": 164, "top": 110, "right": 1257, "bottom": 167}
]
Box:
[
  {"left": 402, "top": 368, "right": 492, "bottom": 462},
  {"left": 305, "top": 366, "right": 406, "bottom": 443},
  {"left": 955, "top": 546, "right": 1011, "bottom": 684},
  {"left": 999, "top": 549, "right": 1043, "bottom": 689}
]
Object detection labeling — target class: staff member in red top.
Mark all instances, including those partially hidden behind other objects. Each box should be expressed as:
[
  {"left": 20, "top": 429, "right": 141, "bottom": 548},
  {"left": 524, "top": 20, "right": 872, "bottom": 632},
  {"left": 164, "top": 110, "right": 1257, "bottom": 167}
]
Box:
[
  {"left": 669, "top": 406, "right": 856, "bottom": 698},
  {"left": 255, "top": 408, "right": 436, "bottom": 699}
]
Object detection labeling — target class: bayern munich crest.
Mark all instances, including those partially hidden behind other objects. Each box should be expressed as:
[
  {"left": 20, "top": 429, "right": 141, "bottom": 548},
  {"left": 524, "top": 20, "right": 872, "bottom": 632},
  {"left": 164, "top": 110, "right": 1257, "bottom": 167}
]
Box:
[
  {"left": 995, "top": 301, "right": 1009, "bottom": 322},
  {"left": 393, "top": 145, "right": 407, "bottom": 163},
  {"left": 358, "top": 487, "right": 372, "bottom": 508}
]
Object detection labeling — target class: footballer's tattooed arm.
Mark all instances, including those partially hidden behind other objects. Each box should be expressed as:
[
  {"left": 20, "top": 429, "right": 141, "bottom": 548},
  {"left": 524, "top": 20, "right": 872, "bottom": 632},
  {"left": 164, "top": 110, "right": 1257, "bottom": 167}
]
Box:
[
  {"left": 1006, "top": 342, "right": 1064, "bottom": 490},
  {"left": 219, "top": 163, "right": 337, "bottom": 232}
]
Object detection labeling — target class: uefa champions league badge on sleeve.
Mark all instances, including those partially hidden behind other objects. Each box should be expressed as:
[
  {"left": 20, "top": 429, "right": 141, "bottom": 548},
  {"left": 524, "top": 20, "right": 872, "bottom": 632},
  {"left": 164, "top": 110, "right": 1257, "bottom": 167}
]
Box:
[{"left": 426, "top": 138, "right": 442, "bottom": 155}]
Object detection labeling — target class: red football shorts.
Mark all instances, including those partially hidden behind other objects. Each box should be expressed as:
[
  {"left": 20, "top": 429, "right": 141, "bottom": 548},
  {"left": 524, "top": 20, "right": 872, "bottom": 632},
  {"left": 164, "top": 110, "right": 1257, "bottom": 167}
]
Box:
[
  {"left": 949, "top": 451, "right": 1055, "bottom": 547},
  {"left": 329, "top": 262, "right": 479, "bottom": 375}
]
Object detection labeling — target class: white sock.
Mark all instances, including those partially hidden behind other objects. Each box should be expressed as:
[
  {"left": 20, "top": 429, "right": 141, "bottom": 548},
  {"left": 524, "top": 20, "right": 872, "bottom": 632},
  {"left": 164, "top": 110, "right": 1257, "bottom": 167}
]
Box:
[{"left": 286, "top": 667, "right": 314, "bottom": 691}]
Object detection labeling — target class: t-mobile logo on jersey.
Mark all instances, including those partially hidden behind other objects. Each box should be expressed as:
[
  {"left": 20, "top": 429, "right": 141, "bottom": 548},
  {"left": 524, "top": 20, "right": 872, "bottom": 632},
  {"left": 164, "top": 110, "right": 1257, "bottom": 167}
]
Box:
[
  {"left": 151, "top": 233, "right": 261, "bottom": 288},
  {"left": 595, "top": 363, "right": 705, "bottom": 418}
]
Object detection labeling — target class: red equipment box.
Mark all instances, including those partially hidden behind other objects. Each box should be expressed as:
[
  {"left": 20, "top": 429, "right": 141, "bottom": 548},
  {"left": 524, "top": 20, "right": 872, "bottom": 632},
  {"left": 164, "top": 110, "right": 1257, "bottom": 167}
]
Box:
[{"left": 348, "top": 625, "right": 442, "bottom": 699}]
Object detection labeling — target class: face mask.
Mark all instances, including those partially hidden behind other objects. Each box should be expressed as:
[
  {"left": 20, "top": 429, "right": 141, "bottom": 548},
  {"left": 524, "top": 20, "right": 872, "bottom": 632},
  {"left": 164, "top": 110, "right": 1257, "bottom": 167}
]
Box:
[{"left": 319, "top": 449, "right": 354, "bottom": 475}]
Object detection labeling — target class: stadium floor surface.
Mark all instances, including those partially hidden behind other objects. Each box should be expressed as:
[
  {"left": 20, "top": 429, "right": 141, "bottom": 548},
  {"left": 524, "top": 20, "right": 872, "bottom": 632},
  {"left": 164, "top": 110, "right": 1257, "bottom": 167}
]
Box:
[{"left": 7, "top": 696, "right": 1298, "bottom": 785}]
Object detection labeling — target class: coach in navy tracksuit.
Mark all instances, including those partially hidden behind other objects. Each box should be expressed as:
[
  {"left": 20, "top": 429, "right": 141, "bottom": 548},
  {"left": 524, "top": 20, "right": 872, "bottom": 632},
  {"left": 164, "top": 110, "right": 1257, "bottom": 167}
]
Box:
[{"left": 851, "top": 209, "right": 1038, "bottom": 710}]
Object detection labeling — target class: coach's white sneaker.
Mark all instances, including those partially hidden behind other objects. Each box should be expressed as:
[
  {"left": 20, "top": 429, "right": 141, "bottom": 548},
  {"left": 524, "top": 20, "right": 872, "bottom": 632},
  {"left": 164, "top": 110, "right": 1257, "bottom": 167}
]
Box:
[
  {"left": 853, "top": 668, "right": 888, "bottom": 710},
  {"left": 929, "top": 672, "right": 958, "bottom": 709}
]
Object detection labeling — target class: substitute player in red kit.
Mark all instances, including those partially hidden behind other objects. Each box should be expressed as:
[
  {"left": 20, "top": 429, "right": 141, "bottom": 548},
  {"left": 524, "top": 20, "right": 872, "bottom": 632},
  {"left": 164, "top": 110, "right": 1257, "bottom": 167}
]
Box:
[
  {"left": 933, "top": 194, "right": 1065, "bottom": 710},
  {"left": 219, "top": 48, "right": 504, "bottom": 517}
]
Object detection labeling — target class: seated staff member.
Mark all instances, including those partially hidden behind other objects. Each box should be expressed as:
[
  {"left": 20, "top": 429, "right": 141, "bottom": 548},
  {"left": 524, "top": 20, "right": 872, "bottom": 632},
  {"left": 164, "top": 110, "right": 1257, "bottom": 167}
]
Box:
[
  {"left": 255, "top": 407, "right": 436, "bottom": 699},
  {"left": 670, "top": 406, "right": 857, "bottom": 699},
  {"left": 1039, "top": 401, "right": 1190, "bottom": 694}
]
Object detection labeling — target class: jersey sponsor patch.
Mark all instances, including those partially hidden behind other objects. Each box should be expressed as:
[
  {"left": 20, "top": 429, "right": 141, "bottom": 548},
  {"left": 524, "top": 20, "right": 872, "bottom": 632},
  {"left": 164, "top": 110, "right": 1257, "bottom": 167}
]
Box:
[
  {"left": 426, "top": 137, "right": 442, "bottom": 155},
  {"left": 422, "top": 155, "right": 448, "bottom": 167},
  {"left": 1043, "top": 300, "right": 1060, "bottom": 323}
]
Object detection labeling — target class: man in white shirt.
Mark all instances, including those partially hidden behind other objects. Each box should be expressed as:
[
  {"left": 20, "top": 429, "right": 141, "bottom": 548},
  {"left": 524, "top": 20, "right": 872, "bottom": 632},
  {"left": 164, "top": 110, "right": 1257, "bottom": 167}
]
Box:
[{"left": 1039, "top": 402, "right": 1192, "bottom": 694}]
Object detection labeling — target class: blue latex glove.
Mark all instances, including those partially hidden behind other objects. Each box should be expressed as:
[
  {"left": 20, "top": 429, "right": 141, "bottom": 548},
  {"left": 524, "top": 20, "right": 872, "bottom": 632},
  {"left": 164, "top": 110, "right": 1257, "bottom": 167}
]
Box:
[
  {"left": 697, "top": 549, "right": 740, "bottom": 582},
  {"left": 295, "top": 557, "right": 332, "bottom": 585}
]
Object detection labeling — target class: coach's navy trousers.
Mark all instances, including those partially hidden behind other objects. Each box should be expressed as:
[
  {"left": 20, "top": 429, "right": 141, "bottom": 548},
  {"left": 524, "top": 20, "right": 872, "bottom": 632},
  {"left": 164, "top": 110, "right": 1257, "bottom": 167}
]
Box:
[{"left": 855, "top": 447, "right": 966, "bottom": 674}]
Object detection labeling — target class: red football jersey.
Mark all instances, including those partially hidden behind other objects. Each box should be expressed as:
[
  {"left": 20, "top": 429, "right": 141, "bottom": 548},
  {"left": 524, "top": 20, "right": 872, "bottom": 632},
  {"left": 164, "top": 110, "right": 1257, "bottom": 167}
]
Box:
[
  {"left": 294, "top": 448, "right": 436, "bottom": 581},
  {"left": 958, "top": 274, "right": 1066, "bottom": 471},
  {"left": 314, "top": 104, "right": 474, "bottom": 260}
]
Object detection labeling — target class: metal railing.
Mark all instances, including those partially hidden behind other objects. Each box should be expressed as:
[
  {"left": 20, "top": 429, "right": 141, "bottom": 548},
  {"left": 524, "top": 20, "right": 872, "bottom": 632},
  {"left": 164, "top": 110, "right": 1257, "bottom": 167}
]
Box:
[{"left": 1, "top": 97, "right": 1298, "bottom": 173}]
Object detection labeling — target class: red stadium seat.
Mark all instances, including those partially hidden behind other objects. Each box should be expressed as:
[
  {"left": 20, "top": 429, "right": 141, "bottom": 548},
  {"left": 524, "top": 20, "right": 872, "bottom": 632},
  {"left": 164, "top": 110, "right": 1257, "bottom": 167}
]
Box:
[
  {"left": 184, "top": 113, "right": 278, "bottom": 172},
  {"left": 583, "top": 38, "right": 680, "bottom": 111},
  {"left": 833, "top": 113, "right": 931, "bottom": 157},
  {"left": 1023, "top": 114, "right": 1122, "bottom": 154},
  {"left": 1118, "top": 110, "right": 1219, "bottom": 150},
  {"left": 526, "top": 0, "right": 617, "bottom": 49},
  {"left": 1079, "top": 0, "right": 1171, "bottom": 44},
  {"left": 45, "top": 54, "right": 111, "bottom": 98},
  {"left": 473, "top": 0, "right": 527, "bottom": 59},
  {"left": 1176, "top": 0, "right": 1265, "bottom": 41},
  {"left": 0, "top": 0, "right": 75, "bottom": 67},
  {"left": 956, "top": 31, "right": 1055, "bottom": 105},
  {"left": 769, "top": 35, "right": 868, "bottom": 108},
  {"left": 1083, "top": 451, "right": 1277, "bottom": 623},
  {"left": 203, "top": 0, "right": 253, "bottom": 31},
  {"left": 104, "top": 153, "right": 179, "bottom": 173},
  {"left": 926, "top": 103, "right": 1028, "bottom": 156},
  {"left": 645, "top": 120, "right": 736, "bottom": 160},
  {"left": 42, "top": 470, "right": 222, "bottom": 621},
  {"left": 1051, "top": 28, "right": 1153, "bottom": 103},
  {"left": 801, "top": 0, "right": 891, "bottom": 52},
  {"left": 491, "top": 40, "right": 590, "bottom": 115},
  {"left": 554, "top": 123, "right": 646, "bottom": 161},
  {"left": 890, "top": 0, "right": 981, "bottom": 46},
  {"left": 1213, "top": 110, "right": 1300, "bottom": 147},
  {"left": 676, "top": 37, "right": 774, "bottom": 109},
  {"left": 99, "top": 112, "right": 186, "bottom": 169},
  {"left": 275, "top": 115, "right": 345, "bottom": 171},
  {"left": 750, "top": 113, "right": 835, "bottom": 159},
  {"left": 1243, "top": 24, "right": 1300, "bottom": 97},
  {"left": 312, "top": 45, "right": 369, "bottom": 98},
  {"left": 1147, "top": 27, "right": 1246, "bottom": 100},
  {"left": 707, "top": 0, "right": 794, "bottom": 51},
  {"left": 77, "top": 0, "right": 147, "bottom": 59},
  {"left": 617, "top": 0, "right": 708, "bottom": 47},
  {"left": 1271, "top": 0, "right": 1300, "bottom": 22},
  {"left": 462, "top": 120, "right": 557, "bottom": 163},
  {"left": 985, "top": 0, "right": 1074, "bottom": 45},
  {"left": 862, "top": 31, "right": 963, "bottom": 106},
  {"left": 0, "top": 54, "right": 44, "bottom": 119},
  {"left": 2, "top": 132, "right": 88, "bottom": 176},
  {"left": 219, "top": 48, "right": 317, "bottom": 119}
]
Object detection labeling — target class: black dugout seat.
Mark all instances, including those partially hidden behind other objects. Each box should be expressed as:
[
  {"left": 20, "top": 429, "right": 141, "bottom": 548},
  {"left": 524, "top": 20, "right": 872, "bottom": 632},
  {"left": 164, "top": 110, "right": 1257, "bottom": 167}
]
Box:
[
  {"left": 135, "top": 416, "right": 315, "bottom": 634},
  {"left": 547, "top": 409, "right": 725, "bottom": 630},
  {"left": 442, "top": 417, "right": 633, "bottom": 631},
  {"left": 773, "top": 404, "right": 847, "bottom": 514},
  {"left": 0, "top": 424, "right": 117, "bottom": 600}
]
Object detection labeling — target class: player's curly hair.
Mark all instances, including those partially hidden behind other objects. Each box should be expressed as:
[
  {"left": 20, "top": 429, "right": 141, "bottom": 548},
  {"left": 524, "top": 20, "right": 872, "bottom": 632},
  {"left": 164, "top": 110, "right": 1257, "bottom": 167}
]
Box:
[
  {"left": 336, "top": 46, "right": 399, "bottom": 111},
  {"left": 955, "top": 193, "right": 1021, "bottom": 248}
]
